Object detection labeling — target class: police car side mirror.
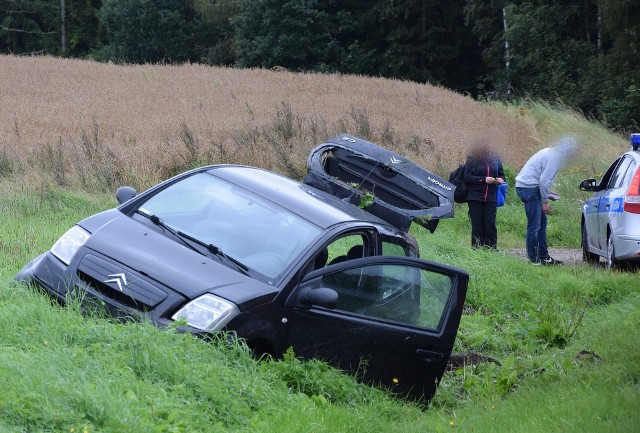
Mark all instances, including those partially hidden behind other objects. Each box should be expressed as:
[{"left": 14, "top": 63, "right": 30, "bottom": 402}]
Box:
[{"left": 579, "top": 178, "right": 597, "bottom": 192}]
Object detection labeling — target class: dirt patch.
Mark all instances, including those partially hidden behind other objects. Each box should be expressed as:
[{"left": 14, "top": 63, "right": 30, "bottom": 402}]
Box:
[
  {"left": 447, "top": 351, "right": 501, "bottom": 371},
  {"left": 507, "top": 248, "right": 585, "bottom": 266}
]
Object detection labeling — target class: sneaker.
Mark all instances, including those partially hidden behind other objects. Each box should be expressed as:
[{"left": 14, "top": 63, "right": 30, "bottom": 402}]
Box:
[{"left": 541, "top": 257, "right": 563, "bottom": 266}]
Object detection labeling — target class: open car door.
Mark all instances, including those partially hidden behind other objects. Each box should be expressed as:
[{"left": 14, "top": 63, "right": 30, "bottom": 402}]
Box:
[
  {"left": 304, "top": 134, "right": 455, "bottom": 232},
  {"left": 285, "top": 256, "right": 468, "bottom": 402}
]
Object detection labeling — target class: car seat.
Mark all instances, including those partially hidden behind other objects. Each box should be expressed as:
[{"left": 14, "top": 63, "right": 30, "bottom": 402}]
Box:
[{"left": 327, "top": 244, "right": 364, "bottom": 265}]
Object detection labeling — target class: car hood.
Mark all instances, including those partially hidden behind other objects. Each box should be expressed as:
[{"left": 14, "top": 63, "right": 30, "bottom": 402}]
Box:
[
  {"left": 80, "top": 211, "right": 279, "bottom": 309},
  {"left": 304, "top": 134, "right": 454, "bottom": 232}
]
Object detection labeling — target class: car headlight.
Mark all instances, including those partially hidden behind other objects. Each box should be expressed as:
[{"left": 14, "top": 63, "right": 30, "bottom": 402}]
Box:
[
  {"left": 171, "top": 294, "right": 240, "bottom": 332},
  {"left": 50, "top": 226, "right": 91, "bottom": 265}
]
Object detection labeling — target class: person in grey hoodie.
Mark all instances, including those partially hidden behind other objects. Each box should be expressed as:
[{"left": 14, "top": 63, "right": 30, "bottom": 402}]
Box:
[{"left": 515, "top": 135, "right": 580, "bottom": 265}]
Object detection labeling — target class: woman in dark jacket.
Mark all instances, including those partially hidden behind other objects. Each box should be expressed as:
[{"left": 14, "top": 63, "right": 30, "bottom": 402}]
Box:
[{"left": 463, "top": 144, "right": 505, "bottom": 249}]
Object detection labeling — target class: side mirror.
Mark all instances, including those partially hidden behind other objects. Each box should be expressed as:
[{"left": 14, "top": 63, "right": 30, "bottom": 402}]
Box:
[
  {"left": 298, "top": 287, "right": 338, "bottom": 309},
  {"left": 578, "top": 178, "right": 597, "bottom": 192},
  {"left": 116, "top": 186, "right": 137, "bottom": 204}
]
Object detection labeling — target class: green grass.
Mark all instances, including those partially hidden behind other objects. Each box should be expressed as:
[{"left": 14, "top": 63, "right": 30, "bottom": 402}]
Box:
[
  {"left": 2, "top": 175, "right": 639, "bottom": 433},
  {"left": 0, "top": 181, "right": 114, "bottom": 281},
  {"left": 1, "top": 108, "right": 639, "bottom": 432},
  {"left": 438, "top": 295, "right": 640, "bottom": 433}
]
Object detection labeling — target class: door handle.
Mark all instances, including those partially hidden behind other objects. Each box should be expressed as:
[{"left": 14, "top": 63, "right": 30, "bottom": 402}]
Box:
[{"left": 416, "top": 349, "right": 445, "bottom": 363}]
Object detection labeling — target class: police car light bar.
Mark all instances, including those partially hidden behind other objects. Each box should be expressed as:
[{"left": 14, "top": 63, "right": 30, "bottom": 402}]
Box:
[{"left": 631, "top": 133, "right": 640, "bottom": 151}]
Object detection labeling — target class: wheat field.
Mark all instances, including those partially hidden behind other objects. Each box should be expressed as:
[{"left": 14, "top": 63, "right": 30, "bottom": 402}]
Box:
[{"left": 0, "top": 55, "right": 559, "bottom": 189}]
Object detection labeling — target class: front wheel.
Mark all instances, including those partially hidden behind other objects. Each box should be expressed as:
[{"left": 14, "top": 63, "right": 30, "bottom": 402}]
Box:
[{"left": 581, "top": 223, "right": 599, "bottom": 264}]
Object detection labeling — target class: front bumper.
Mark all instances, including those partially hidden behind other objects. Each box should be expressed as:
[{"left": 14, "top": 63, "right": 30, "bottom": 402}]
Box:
[
  {"left": 14, "top": 252, "right": 70, "bottom": 304},
  {"left": 14, "top": 250, "right": 186, "bottom": 326}
]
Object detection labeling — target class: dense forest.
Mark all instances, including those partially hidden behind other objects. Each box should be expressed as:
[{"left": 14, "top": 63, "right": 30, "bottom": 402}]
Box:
[{"left": 1, "top": 0, "right": 638, "bottom": 132}]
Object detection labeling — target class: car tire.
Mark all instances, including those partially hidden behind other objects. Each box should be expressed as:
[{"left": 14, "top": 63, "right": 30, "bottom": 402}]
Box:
[
  {"left": 581, "top": 223, "right": 599, "bottom": 264},
  {"left": 606, "top": 232, "right": 622, "bottom": 270}
]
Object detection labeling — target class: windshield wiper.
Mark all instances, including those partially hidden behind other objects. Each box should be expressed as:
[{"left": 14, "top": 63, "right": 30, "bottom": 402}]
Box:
[
  {"left": 138, "top": 211, "right": 249, "bottom": 274},
  {"left": 137, "top": 211, "right": 201, "bottom": 254},
  {"left": 175, "top": 229, "right": 249, "bottom": 274}
]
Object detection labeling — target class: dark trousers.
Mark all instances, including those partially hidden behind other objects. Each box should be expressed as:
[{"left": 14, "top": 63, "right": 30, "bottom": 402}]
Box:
[
  {"left": 515, "top": 187, "right": 549, "bottom": 262},
  {"left": 467, "top": 200, "right": 498, "bottom": 249}
]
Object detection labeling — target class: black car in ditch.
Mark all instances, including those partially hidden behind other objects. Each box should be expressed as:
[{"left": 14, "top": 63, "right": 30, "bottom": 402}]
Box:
[{"left": 15, "top": 134, "right": 468, "bottom": 401}]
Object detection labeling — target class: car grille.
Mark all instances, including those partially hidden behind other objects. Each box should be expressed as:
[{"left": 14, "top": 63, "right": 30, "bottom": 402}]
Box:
[{"left": 77, "top": 254, "right": 168, "bottom": 312}]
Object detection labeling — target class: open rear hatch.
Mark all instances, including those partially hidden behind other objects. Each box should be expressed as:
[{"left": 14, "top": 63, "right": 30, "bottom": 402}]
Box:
[{"left": 304, "top": 134, "right": 454, "bottom": 232}]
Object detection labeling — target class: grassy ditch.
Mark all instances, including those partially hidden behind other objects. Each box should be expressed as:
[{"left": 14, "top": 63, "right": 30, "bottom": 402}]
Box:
[{"left": 1, "top": 171, "right": 638, "bottom": 432}]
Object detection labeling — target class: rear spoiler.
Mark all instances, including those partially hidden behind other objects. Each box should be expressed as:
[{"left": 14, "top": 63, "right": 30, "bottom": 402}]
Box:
[{"left": 304, "top": 134, "right": 455, "bottom": 232}]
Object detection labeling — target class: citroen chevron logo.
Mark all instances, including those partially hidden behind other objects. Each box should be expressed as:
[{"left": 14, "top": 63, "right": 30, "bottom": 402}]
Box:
[
  {"left": 390, "top": 156, "right": 402, "bottom": 164},
  {"left": 104, "top": 273, "right": 128, "bottom": 292}
]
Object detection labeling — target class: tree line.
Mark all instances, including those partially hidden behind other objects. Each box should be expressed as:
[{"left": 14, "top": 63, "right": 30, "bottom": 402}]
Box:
[{"left": 1, "top": 0, "right": 638, "bottom": 132}]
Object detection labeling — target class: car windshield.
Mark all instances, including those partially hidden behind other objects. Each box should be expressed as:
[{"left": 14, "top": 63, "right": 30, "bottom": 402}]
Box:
[{"left": 138, "top": 172, "right": 322, "bottom": 281}]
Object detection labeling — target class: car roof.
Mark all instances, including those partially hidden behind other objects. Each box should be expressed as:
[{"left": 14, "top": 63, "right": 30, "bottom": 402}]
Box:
[
  {"left": 627, "top": 149, "right": 640, "bottom": 159},
  {"left": 208, "top": 165, "right": 393, "bottom": 230},
  {"left": 616, "top": 149, "right": 640, "bottom": 165}
]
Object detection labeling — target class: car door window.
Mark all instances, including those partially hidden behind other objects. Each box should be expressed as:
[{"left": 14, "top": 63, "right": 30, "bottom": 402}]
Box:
[
  {"left": 623, "top": 160, "right": 637, "bottom": 186},
  {"left": 608, "top": 156, "right": 633, "bottom": 190},
  {"left": 598, "top": 158, "right": 621, "bottom": 189},
  {"left": 304, "top": 262, "right": 454, "bottom": 330},
  {"left": 381, "top": 237, "right": 413, "bottom": 256},
  {"left": 325, "top": 234, "right": 366, "bottom": 266}
]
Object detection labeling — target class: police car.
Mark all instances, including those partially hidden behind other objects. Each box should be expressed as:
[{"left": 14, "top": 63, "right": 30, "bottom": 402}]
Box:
[{"left": 579, "top": 133, "right": 640, "bottom": 269}]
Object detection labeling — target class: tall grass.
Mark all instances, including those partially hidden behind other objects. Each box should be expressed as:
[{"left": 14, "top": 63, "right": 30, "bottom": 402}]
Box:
[
  {"left": 0, "top": 180, "right": 112, "bottom": 280},
  {"left": 492, "top": 99, "right": 630, "bottom": 172},
  {"left": 2, "top": 56, "right": 630, "bottom": 194},
  {"left": 2, "top": 55, "right": 536, "bottom": 190}
]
